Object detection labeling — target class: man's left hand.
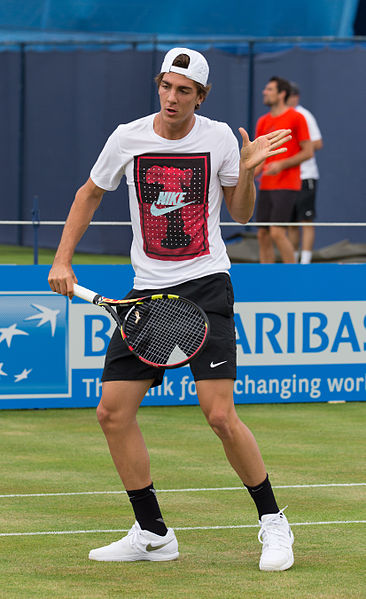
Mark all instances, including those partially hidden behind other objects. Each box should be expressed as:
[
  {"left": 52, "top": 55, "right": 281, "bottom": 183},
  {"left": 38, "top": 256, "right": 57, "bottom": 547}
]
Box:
[{"left": 239, "top": 127, "right": 291, "bottom": 170}]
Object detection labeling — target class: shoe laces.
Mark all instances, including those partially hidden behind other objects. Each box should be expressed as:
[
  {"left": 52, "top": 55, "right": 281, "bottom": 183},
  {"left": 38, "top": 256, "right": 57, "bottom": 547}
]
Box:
[
  {"left": 127, "top": 522, "right": 143, "bottom": 546},
  {"left": 258, "top": 506, "right": 291, "bottom": 549},
  {"left": 127, "top": 522, "right": 164, "bottom": 551}
]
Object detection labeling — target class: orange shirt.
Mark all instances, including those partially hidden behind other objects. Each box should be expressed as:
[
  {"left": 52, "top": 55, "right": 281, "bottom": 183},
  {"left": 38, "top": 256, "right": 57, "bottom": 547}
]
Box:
[{"left": 255, "top": 108, "right": 310, "bottom": 190}]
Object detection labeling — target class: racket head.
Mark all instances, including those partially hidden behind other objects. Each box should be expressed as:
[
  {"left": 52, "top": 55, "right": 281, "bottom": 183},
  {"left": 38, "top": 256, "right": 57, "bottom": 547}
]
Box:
[{"left": 120, "top": 294, "right": 210, "bottom": 369}]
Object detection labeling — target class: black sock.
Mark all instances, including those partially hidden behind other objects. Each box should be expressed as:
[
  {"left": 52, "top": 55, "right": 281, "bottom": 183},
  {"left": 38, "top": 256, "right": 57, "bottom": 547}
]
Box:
[
  {"left": 245, "top": 474, "right": 279, "bottom": 519},
  {"left": 127, "top": 483, "right": 168, "bottom": 536}
]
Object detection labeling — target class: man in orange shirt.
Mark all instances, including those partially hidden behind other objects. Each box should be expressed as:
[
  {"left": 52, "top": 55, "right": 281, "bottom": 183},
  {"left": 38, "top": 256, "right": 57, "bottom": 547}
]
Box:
[{"left": 255, "top": 76, "right": 313, "bottom": 263}]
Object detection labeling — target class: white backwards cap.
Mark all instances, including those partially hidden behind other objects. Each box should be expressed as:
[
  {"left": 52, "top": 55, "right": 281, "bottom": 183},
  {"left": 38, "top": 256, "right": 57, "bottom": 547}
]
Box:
[{"left": 160, "top": 47, "right": 209, "bottom": 86}]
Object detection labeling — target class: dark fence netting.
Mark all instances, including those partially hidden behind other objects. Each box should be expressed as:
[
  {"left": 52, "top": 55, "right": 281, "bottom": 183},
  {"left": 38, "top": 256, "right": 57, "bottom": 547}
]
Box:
[
  {"left": 0, "top": 50, "right": 22, "bottom": 244},
  {"left": 1, "top": 42, "right": 365, "bottom": 257}
]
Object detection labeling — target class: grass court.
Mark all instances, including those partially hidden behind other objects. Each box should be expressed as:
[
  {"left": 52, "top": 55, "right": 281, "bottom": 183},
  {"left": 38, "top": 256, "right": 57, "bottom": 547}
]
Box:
[{"left": 1, "top": 402, "right": 365, "bottom": 599}]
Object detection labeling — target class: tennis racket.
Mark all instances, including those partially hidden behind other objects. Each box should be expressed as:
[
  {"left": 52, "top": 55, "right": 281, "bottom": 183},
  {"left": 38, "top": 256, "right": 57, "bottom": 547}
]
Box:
[{"left": 73, "top": 283, "right": 210, "bottom": 369}]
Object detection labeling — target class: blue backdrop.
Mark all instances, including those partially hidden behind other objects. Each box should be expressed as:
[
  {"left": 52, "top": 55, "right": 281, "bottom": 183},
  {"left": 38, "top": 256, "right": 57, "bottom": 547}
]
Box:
[
  {"left": 0, "top": 1, "right": 359, "bottom": 37},
  {"left": 1, "top": 42, "right": 365, "bottom": 254}
]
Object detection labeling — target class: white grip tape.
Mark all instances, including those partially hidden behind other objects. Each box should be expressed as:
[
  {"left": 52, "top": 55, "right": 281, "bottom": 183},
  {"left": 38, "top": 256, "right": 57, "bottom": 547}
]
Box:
[{"left": 73, "top": 283, "right": 99, "bottom": 304}]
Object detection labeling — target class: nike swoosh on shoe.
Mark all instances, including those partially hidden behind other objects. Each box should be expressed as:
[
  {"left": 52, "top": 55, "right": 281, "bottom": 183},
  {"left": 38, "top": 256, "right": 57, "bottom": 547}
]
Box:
[{"left": 146, "top": 539, "right": 173, "bottom": 552}]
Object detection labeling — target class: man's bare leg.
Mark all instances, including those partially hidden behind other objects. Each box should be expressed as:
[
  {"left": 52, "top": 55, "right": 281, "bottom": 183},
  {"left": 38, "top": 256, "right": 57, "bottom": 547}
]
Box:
[
  {"left": 257, "top": 228, "right": 276, "bottom": 263},
  {"left": 89, "top": 378, "right": 176, "bottom": 561},
  {"left": 288, "top": 224, "right": 300, "bottom": 251},
  {"left": 270, "top": 226, "right": 296, "bottom": 263},
  {"left": 196, "top": 379, "right": 266, "bottom": 486},
  {"left": 300, "top": 223, "right": 314, "bottom": 263},
  {"left": 97, "top": 379, "right": 154, "bottom": 489},
  {"left": 97, "top": 379, "right": 168, "bottom": 534},
  {"left": 196, "top": 378, "right": 294, "bottom": 572}
]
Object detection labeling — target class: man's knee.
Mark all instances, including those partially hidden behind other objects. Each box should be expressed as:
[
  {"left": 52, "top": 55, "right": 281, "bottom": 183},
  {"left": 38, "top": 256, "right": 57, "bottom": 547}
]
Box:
[
  {"left": 257, "top": 228, "right": 269, "bottom": 242},
  {"left": 269, "top": 227, "right": 285, "bottom": 242},
  {"left": 205, "top": 406, "right": 237, "bottom": 440},
  {"left": 96, "top": 400, "right": 110, "bottom": 427},
  {"left": 96, "top": 380, "right": 150, "bottom": 432},
  {"left": 96, "top": 400, "right": 119, "bottom": 433},
  {"left": 96, "top": 396, "right": 131, "bottom": 433}
]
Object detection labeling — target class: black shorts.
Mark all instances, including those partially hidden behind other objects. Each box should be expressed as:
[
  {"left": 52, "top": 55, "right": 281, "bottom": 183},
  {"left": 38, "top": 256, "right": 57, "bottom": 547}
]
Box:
[
  {"left": 256, "top": 189, "right": 298, "bottom": 225},
  {"left": 102, "top": 273, "right": 237, "bottom": 387},
  {"left": 292, "top": 179, "right": 317, "bottom": 221}
]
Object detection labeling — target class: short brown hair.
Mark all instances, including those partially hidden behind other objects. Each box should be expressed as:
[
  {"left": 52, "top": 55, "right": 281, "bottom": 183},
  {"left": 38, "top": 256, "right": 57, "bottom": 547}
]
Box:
[
  {"left": 155, "top": 53, "right": 211, "bottom": 110},
  {"left": 269, "top": 76, "right": 291, "bottom": 102}
]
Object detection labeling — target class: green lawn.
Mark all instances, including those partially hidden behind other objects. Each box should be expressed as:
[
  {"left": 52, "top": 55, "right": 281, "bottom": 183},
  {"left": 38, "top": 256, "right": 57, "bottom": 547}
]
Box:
[
  {"left": 0, "top": 403, "right": 365, "bottom": 598},
  {"left": 0, "top": 244, "right": 130, "bottom": 265}
]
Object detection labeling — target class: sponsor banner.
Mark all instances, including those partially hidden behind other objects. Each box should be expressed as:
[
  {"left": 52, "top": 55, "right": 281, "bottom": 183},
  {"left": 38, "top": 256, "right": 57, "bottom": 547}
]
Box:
[
  {"left": 69, "top": 363, "right": 366, "bottom": 406},
  {"left": 0, "top": 291, "right": 70, "bottom": 399},
  {"left": 235, "top": 301, "right": 366, "bottom": 366},
  {"left": 1, "top": 264, "right": 366, "bottom": 408}
]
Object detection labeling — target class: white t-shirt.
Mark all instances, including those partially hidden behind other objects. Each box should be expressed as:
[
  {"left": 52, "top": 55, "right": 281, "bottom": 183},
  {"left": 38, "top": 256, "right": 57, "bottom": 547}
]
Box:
[
  {"left": 90, "top": 113, "right": 240, "bottom": 289},
  {"left": 295, "top": 105, "right": 322, "bottom": 181}
]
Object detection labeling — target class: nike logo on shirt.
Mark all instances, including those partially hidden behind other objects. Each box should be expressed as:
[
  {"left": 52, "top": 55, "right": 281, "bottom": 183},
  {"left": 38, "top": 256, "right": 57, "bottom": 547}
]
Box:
[{"left": 150, "top": 191, "right": 195, "bottom": 216}]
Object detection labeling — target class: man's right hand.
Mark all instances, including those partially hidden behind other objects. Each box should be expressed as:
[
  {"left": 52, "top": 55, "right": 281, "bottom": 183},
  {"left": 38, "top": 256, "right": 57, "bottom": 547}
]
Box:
[{"left": 48, "top": 263, "right": 77, "bottom": 299}]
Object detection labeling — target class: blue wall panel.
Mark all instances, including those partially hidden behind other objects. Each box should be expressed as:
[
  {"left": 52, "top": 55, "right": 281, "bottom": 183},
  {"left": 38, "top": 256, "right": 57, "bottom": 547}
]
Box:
[
  {"left": 0, "top": 50, "right": 21, "bottom": 245},
  {"left": 21, "top": 48, "right": 154, "bottom": 252},
  {"left": 0, "top": 1, "right": 360, "bottom": 37},
  {"left": 1, "top": 43, "right": 366, "bottom": 255}
]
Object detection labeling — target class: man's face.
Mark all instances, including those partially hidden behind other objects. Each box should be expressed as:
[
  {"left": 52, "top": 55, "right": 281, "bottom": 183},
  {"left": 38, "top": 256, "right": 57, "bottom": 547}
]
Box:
[
  {"left": 287, "top": 94, "right": 299, "bottom": 108},
  {"left": 158, "top": 72, "right": 202, "bottom": 126},
  {"left": 262, "top": 81, "right": 282, "bottom": 106}
]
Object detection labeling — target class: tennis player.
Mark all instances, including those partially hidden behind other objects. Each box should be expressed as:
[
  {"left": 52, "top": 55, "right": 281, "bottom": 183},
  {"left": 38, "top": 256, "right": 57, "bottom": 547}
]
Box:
[{"left": 48, "top": 47, "right": 294, "bottom": 571}]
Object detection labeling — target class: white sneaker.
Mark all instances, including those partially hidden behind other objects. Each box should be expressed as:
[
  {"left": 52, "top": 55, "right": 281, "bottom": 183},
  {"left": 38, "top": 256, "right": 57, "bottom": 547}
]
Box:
[
  {"left": 258, "top": 509, "right": 294, "bottom": 571},
  {"left": 89, "top": 521, "right": 179, "bottom": 562}
]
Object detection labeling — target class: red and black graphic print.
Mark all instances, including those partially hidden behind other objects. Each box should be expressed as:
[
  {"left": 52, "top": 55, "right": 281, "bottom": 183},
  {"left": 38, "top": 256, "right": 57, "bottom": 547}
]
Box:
[{"left": 134, "top": 153, "right": 211, "bottom": 261}]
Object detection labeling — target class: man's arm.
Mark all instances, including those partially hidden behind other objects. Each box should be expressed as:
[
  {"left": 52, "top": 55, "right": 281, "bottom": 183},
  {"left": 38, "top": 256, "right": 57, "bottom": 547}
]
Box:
[
  {"left": 263, "top": 139, "right": 313, "bottom": 176},
  {"left": 224, "top": 127, "right": 291, "bottom": 223},
  {"left": 301, "top": 108, "right": 323, "bottom": 152},
  {"left": 48, "top": 178, "right": 105, "bottom": 298}
]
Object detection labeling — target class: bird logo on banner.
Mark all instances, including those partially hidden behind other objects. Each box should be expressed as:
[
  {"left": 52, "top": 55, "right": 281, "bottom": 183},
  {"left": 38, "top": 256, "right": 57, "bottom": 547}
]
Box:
[{"left": 0, "top": 294, "right": 68, "bottom": 396}]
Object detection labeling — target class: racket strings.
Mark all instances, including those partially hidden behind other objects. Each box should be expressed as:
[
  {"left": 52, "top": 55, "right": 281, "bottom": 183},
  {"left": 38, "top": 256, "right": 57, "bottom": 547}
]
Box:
[{"left": 124, "top": 298, "right": 207, "bottom": 366}]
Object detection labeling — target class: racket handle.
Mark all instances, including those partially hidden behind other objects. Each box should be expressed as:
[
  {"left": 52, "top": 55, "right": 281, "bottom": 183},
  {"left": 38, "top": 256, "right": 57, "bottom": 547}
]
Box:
[{"left": 73, "top": 283, "right": 101, "bottom": 304}]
